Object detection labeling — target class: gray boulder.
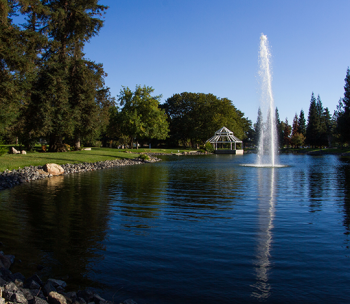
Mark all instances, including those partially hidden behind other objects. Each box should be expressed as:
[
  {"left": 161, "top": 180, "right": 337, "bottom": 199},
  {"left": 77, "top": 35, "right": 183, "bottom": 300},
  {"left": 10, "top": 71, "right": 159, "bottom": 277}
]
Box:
[{"left": 48, "top": 291, "right": 67, "bottom": 304}]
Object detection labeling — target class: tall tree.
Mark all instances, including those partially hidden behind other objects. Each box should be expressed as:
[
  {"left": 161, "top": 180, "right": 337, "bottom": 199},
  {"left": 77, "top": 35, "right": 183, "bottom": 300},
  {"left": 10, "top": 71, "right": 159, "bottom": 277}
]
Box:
[
  {"left": 306, "top": 93, "right": 320, "bottom": 147},
  {"left": 163, "top": 92, "right": 250, "bottom": 147},
  {"left": 275, "top": 107, "right": 283, "bottom": 148},
  {"left": 337, "top": 68, "right": 350, "bottom": 144},
  {"left": 283, "top": 118, "right": 291, "bottom": 148},
  {"left": 119, "top": 85, "right": 169, "bottom": 148},
  {"left": 298, "top": 109, "right": 306, "bottom": 136}
]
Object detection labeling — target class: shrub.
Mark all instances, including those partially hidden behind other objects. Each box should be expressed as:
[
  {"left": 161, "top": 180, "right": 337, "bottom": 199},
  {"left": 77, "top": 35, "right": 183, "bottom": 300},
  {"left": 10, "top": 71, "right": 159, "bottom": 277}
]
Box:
[
  {"left": 139, "top": 154, "right": 150, "bottom": 160},
  {"left": 204, "top": 142, "right": 214, "bottom": 153},
  {"left": 0, "top": 146, "right": 9, "bottom": 156}
]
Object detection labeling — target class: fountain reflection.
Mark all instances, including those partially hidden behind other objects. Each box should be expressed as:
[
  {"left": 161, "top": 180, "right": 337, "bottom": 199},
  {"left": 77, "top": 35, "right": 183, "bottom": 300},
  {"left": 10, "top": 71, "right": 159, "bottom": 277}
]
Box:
[{"left": 251, "top": 168, "right": 276, "bottom": 300}]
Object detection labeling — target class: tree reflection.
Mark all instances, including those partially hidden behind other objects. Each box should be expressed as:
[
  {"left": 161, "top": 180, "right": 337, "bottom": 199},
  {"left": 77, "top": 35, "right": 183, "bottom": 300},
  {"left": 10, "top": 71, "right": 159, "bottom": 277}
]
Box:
[
  {"left": 0, "top": 171, "right": 112, "bottom": 290},
  {"left": 337, "top": 158, "right": 350, "bottom": 234}
]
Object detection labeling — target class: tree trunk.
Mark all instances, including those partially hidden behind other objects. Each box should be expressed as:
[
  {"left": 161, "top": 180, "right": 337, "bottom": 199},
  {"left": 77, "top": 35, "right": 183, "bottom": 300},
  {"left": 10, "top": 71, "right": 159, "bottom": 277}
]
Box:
[{"left": 74, "top": 133, "right": 81, "bottom": 150}]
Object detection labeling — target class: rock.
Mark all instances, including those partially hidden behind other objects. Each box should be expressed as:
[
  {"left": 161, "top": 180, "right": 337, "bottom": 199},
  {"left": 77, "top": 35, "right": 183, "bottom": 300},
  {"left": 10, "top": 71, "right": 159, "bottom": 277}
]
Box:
[
  {"left": 19, "top": 288, "right": 33, "bottom": 302},
  {"left": 33, "top": 297, "right": 49, "bottom": 304},
  {"left": 9, "top": 273, "right": 25, "bottom": 284},
  {"left": 4, "top": 282, "right": 18, "bottom": 292},
  {"left": 43, "top": 282, "right": 56, "bottom": 296},
  {"left": 11, "top": 290, "right": 29, "bottom": 304},
  {"left": 3, "top": 290, "right": 15, "bottom": 302},
  {"left": 0, "top": 277, "right": 6, "bottom": 286},
  {"left": 76, "top": 290, "right": 93, "bottom": 303},
  {"left": 82, "top": 148, "right": 91, "bottom": 151},
  {"left": 47, "top": 279, "right": 67, "bottom": 289},
  {"left": 43, "top": 164, "right": 64, "bottom": 176},
  {"left": 0, "top": 268, "right": 12, "bottom": 281},
  {"left": 92, "top": 294, "right": 105, "bottom": 304},
  {"left": 48, "top": 292, "right": 67, "bottom": 304},
  {"left": 21, "top": 151, "right": 26, "bottom": 155},
  {"left": 25, "top": 275, "right": 43, "bottom": 288},
  {"left": 120, "top": 299, "right": 138, "bottom": 304},
  {"left": 11, "top": 147, "right": 20, "bottom": 154},
  {"left": 30, "top": 289, "right": 45, "bottom": 299},
  {"left": 37, "top": 170, "right": 49, "bottom": 177},
  {"left": 0, "top": 253, "right": 12, "bottom": 269}
]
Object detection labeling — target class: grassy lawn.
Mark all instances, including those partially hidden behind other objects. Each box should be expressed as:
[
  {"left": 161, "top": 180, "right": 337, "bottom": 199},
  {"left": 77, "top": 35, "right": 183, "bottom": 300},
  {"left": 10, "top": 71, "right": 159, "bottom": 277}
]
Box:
[{"left": 0, "top": 147, "right": 188, "bottom": 172}]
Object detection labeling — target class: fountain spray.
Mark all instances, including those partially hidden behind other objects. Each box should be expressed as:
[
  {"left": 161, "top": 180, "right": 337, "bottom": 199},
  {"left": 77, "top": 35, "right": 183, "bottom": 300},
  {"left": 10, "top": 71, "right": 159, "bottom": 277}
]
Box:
[{"left": 257, "top": 34, "right": 278, "bottom": 166}]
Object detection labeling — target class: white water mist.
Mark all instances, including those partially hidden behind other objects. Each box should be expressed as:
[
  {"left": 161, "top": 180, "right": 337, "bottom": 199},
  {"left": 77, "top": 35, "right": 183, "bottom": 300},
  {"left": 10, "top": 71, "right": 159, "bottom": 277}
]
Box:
[{"left": 257, "top": 34, "right": 278, "bottom": 167}]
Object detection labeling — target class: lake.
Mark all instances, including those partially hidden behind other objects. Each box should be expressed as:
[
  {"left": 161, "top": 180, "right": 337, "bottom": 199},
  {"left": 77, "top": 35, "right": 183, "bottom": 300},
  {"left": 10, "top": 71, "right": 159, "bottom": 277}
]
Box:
[{"left": 0, "top": 153, "right": 349, "bottom": 303}]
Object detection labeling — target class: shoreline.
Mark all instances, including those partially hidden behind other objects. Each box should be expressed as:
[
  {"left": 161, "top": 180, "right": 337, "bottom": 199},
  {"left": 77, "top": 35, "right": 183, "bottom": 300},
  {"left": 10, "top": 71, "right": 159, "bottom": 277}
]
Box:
[
  {"left": 0, "top": 156, "right": 161, "bottom": 192},
  {"left": 0, "top": 249, "right": 136, "bottom": 304}
]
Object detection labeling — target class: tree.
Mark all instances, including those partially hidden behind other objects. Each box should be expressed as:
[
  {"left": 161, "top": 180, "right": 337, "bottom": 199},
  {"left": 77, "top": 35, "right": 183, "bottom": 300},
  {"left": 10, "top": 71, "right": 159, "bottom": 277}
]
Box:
[
  {"left": 283, "top": 118, "right": 291, "bottom": 148},
  {"left": 275, "top": 107, "right": 284, "bottom": 148},
  {"left": 298, "top": 109, "right": 306, "bottom": 137},
  {"left": 337, "top": 68, "right": 350, "bottom": 144},
  {"left": 253, "top": 108, "right": 263, "bottom": 146},
  {"left": 163, "top": 92, "right": 251, "bottom": 147},
  {"left": 118, "top": 85, "right": 169, "bottom": 148},
  {"left": 306, "top": 93, "right": 321, "bottom": 147}
]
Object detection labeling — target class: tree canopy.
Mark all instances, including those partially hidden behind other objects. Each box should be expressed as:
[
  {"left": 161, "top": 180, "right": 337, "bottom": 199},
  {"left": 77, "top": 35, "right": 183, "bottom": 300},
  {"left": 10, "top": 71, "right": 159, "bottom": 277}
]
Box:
[{"left": 163, "top": 92, "right": 251, "bottom": 147}]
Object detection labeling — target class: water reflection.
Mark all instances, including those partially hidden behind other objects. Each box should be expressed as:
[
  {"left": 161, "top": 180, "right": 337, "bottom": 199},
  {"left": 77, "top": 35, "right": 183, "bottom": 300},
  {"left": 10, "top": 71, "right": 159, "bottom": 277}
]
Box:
[
  {"left": 0, "top": 172, "right": 112, "bottom": 290},
  {"left": 251, "top": 168, "right": 276, "bottom": 300}
]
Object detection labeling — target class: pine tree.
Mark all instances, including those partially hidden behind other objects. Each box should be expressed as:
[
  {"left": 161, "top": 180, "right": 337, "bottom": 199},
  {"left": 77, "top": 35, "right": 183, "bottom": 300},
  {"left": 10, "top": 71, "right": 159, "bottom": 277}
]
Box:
[
  {"left": 283, "top": 118, "right": 291, "bottom": 148},
  {"left": 254, "top": 107, "right": 263, "bottom": 146},
  {"left": 306, "top": 93, "right": 320, "bottom": 147},
  {"left": 275, "top": 107, "right": 283, "bottom": 148},
  {"left": 298, "top": 109, "right": 306, "bottom": 136},
  {"left": 337, "top": 68, "right": 350, "bottom": 144},
  {"left": 291, "top": 114, "right": 299, "bottom": 136}
]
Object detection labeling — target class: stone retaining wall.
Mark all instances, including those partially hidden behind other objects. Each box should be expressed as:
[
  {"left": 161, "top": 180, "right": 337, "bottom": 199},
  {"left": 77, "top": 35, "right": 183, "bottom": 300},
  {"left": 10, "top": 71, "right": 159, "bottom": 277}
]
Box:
[{"left": 0, "top": 157, "right": 160, "bottom": 191}]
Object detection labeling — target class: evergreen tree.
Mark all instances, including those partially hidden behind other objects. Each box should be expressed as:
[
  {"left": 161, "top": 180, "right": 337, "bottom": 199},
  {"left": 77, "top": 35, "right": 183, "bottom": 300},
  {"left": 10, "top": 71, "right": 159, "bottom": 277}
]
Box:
[
  {"left": 306, "top": 93, "right": 320, "bottom": 147},
  {"left": 275, "top": 107, "right": 283, "bottom": 148},
  {"left": 298, "top": 109, "right": 306, "bottom": 136},
  {"left": 337, "top": 68, "right": 350, "bottom": 144},
  {"left": 291, "top": 114, "right": 299, "bottom": 136},
  {"left": 322, "top": 107, "right": 333, "bottom": 147},
  {"left": 254, "top": 108, "right": 263, "bottom": 146},
  {"left": 283, "top": 118, "right": 291, "bottom": 148}
]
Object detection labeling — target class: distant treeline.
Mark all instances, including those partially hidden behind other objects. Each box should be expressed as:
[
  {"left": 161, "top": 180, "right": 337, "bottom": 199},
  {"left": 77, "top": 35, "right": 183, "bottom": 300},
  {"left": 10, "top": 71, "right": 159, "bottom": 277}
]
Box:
[{"left": 253, "top": 68, "right": 350, "bottom": 149}]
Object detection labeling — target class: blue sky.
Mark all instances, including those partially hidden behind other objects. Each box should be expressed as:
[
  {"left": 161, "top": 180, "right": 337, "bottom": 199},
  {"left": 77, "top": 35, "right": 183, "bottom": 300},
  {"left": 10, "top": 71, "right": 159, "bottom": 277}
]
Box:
[{"left": 83, "top": 0, "right": 350, "bottom": 124}]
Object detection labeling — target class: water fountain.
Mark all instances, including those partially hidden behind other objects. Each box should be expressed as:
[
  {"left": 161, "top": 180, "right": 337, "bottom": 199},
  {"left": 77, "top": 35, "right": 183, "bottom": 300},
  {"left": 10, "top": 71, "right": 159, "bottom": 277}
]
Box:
[{"left": 243, "top": 34, "right": 286, "bottom": 168}]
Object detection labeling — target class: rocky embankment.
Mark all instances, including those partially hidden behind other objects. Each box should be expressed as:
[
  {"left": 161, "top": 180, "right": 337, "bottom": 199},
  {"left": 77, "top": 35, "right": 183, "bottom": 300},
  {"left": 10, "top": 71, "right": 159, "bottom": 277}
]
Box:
[
  {"left": 0, "top": 250, "right": 137, "bottom": 304},
  {"left": 0, "top": 157, "right": 160, "bottom": 191}
]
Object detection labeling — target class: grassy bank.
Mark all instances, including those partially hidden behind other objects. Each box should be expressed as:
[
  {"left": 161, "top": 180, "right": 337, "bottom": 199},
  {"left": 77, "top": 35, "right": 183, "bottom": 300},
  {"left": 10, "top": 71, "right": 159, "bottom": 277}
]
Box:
[{"left": 0, "top": 147, "right": 185, "bottom": 172}]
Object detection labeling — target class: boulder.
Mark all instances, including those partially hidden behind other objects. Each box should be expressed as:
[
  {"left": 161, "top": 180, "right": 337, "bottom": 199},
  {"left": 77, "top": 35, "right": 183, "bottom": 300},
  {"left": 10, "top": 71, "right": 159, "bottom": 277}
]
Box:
[
  {"left": 48, "top": 292, "right": 67, "bottom": 304},
  {"left": 43, "top": 164, "right": 64, "bottom": 176},
  {"left": 33, "top": 297, "right": 49, "bottom": 304},
  {"left": 11, "top": 147, "right": 20, "bottom": 154},
  {"left": 21, "top": 151, "right": 26, "bottom": 155},
  {"left": 47, "top": 279, "right": 67, "bottom": 289},
  {"left": 25, "top": 275, "right": 43, "bottom": 289},
  {"left": 11, "top": 290, "right": 28, "bottom": 304},
  {"left": 43, "top": 282, "right": 56, "bottom": 296}
]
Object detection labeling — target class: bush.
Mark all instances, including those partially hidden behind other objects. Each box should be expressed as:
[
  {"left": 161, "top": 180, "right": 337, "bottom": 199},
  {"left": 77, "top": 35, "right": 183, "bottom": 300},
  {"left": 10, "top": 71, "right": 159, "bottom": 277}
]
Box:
[
  {"left": 139, "top": 154, "right": 150, "bottom": 160},
  {"left": 0, "top": 146, "right": 9, "bottom": 156},
  {"left": 204, "top": 142, "right": 214, "bottom": 153}
]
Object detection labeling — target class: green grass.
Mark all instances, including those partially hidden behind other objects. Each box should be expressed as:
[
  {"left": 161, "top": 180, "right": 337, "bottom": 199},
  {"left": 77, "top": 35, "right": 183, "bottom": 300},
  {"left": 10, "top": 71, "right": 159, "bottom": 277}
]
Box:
[{"left": 0, "top": 147, "right": 189, "bottom": 172}]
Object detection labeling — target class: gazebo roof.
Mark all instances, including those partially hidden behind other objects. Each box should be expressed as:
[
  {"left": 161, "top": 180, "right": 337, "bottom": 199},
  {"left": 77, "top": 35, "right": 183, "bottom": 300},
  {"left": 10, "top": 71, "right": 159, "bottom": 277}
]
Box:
[{"left": 206, "top": 126, "right": 242, "bottom": 144}]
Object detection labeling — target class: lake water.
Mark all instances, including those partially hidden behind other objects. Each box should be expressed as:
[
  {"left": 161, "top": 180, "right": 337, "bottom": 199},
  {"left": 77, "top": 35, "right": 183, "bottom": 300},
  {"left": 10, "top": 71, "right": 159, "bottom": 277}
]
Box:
[{"left": 0, "top": 154, "right": 349, "bottom": 303}]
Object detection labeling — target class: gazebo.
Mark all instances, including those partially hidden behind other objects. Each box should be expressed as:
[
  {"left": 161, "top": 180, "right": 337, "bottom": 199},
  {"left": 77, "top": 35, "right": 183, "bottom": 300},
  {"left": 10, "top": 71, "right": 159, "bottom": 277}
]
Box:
[{"left": 206, "top": 126, "right": 244, "bottom": 154}]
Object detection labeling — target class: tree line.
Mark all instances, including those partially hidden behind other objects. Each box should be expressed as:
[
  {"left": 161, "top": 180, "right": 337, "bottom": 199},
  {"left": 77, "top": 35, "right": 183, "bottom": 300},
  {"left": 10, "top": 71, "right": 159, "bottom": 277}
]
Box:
[
  {"left": 253, "top": 68, "right": 350, "bottom": 149},
  {"left": 0, "top": 0, "right": 252, "bottom": 151}
]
